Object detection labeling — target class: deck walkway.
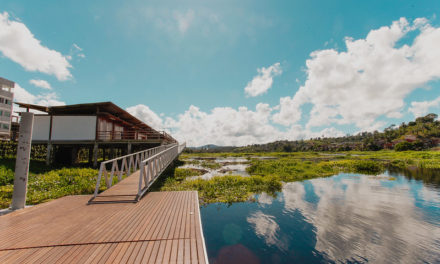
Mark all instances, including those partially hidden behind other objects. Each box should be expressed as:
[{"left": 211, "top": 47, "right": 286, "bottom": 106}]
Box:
[{"left": 0, "top": 172, "right": 208, "bottom": 263}]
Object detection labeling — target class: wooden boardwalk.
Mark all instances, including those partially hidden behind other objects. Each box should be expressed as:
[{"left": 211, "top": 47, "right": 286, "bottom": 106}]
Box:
[{"left": 0, "top": 172, "right": 208, "bottom": 263}]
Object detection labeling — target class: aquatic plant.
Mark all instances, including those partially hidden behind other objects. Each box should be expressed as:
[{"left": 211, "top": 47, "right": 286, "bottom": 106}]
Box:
[
  {"left": 2, "top": 149, "right": 440, "bottom": 208},
  {"left": 0, "top": 160, "right": 101, "bottom": 209},
  {"left": 159, "top": 150, "right": 440, "bottom": 204},
  {"left": 200, "top": 161, "right": 222, "bottom": 170}
]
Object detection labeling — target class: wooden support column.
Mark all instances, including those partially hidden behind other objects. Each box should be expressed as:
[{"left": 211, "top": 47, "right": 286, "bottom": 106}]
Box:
[
  {"left": 71, "top": 146, "right": 78, "bottom": 165},
  {"left": 46, "top": 143, "right": 52, "bottom": 165},
  {"left": 110, "top": 146, "right": 115, "bottom": 159},
  {"left": 93, "top": 142, "right": 98, "bottom": 168},
  {"left": 88, "top": 145, "right": 93, "bottom": 165},
  {"left": 127, "top": 143, "right": 132, "bottom": 155}
]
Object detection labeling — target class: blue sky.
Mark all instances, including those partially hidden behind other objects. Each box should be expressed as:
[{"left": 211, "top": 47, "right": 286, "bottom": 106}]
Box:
[{"left": 1, "top": 0, "right": 440, "bottom": 146}]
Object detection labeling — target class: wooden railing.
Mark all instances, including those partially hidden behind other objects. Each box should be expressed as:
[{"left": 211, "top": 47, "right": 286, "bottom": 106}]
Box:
[
  {"left": 135, "top": 142, "right": 186, "bottom": 201},
  {"left": 88, "top": 143, "right": 180, "bottom": 203},
  {"left": 96, "top": 130, "right": 176, "bottom": 142}
]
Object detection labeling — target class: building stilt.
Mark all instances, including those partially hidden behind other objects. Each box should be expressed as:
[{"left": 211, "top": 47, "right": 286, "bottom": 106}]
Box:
[
  {"left": 93, "top": 143, "right": 99, "bottom": 168},
  {"left": 46, "top": 143, "right": 52, "bottom": 165}
]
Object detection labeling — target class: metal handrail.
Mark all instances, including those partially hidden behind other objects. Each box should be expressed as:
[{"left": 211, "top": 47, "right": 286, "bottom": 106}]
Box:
[
  {"left": 136, "top": 142, "right": 186, "bottom": 200},
  {"left": 88, "top": 143, "right": 179, "bottom": 203}
]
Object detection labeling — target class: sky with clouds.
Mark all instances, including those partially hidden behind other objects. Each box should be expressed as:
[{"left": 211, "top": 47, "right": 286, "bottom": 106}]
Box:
[{"left": 1, "top": 0, "right": 440, "bottom": 146}]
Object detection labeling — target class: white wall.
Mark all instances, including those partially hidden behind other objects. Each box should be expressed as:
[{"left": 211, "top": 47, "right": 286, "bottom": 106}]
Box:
[
  {"left": 51, "top": 116, "right": 96, "bottom": 140},
  {"left": 32, "top": 115, "right": 50, "bottom": 140}
]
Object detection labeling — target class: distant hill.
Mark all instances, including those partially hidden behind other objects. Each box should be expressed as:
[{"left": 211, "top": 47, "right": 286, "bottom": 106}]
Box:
[
  {"left": 186, "top": 144, "right": 236, "bottom": 153},
  {"left": 185, "top": 113, "right": 440, "bottom": 153},
  {"left": 192, "top": 144, "right": 221, "bottom": 150}
]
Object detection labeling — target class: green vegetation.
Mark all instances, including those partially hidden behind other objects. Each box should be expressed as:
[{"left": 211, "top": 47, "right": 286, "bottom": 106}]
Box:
[
  {"left": 2, "top": 146, "right": 440, "bottom": 208},
  {"left": 200, "top": 161, "right": 222, "bottom": 170},
  {"left": 0, "top": 141, "right": 47, "bottom": 160},
  {"left": 0, "top": 159, "right": 102, "bottom": 209},
  {"left": 153, "top": 150, "right": 440, "bottom": 204},
  {"left": 394, "top": 141, "right": 423, "bottom": 151},
  {"left": 162, "top": 175, "right": 282, "bottom": 204}
]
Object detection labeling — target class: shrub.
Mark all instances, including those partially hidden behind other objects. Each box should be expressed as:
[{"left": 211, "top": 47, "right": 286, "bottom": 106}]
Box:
[
  {"left": 395, "top": 141, "right": 416, "bottom": 151},
  {"left": 351, "top": 160, "right": 384, "bottom": 174}
]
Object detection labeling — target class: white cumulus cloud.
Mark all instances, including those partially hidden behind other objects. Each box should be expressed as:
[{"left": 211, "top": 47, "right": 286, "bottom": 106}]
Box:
[
  {"left": 164, "top": 104, "right": 284, "bottom": 146},
  {"left": 273, "top": 17, "right": 440, "bottom": 131},
  {"left": 127, "top": 103, "right": 345, "bottom": 146},
  {"left": 29, "top": 79, "right": 51, "bottom": 90},
  {"left": 408, "top": 96, "right": 440, "bottom": 118},
  {"left": 0, "top": 12, "right": 72, "bottom": 80},
  {"left": 245, "top": 62, "right": 282, "bottom": 97},
  {"left": 13, "top": 83, "right": 65, "bottom": 114},
  {"left": 126, "top": 104, "right": 164, "bottom": 130}
]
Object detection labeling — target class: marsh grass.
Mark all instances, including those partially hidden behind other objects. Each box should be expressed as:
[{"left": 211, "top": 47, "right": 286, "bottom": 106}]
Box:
[
  {"left": 200, "top": 161, "right": 222, "bottom": 170},
  {"left": 2, "top": 150, "right": 439, "bottom": 208},
  {"left": 156, "top": 150, "right": 440, "bottom": 204}
]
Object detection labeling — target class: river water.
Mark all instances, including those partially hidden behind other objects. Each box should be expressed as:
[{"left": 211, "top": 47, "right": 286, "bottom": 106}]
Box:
[{"left": 200, "top": 170, "right": 440, "bottom": 263}]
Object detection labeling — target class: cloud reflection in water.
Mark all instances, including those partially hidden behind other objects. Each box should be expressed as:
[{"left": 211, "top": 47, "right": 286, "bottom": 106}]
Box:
[{"left": 281, "top": 174, "right": 440, "bottom": 263}]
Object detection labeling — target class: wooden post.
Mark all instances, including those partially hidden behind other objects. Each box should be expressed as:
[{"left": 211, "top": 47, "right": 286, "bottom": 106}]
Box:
[
  {"left": 88, "top": 145, "right": 93, "bottom": 164},
  {"left": 11, "top": 112, "right": 34, "bottom": 210},
  {"left": 110, "top": 146, "right": 115, "bottom": 159},
  {"left": 127, "top": 143, "right": 132, "bottom": 155},
  {"left": 46, "top": 143, "right": 52, "bottom": 165},
  {"left": 93, "top": 143, "right": 99, "bottom": 168},
  {"left": 71, "top": 147, "right": 78, "bottom": 164}
]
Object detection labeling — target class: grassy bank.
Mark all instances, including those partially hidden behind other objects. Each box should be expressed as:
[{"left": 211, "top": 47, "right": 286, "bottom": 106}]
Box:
[
  {"left": 156, "top": 150, "right": 440, "bottom": 204},
  {"left": 0, "top": 159, "right": 102, "bottom": 209}
]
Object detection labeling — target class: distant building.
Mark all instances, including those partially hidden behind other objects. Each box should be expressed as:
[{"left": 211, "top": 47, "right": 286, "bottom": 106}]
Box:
[
  {"left": 15, "top": 101, "right": 177, "bottom": 166},
  {"left": 0, "top": 77, "right": 14, "bottom": 140}
]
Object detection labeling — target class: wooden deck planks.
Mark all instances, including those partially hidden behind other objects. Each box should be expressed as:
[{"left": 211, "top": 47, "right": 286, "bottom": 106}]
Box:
[{"left": 0, "top": 171, "right": 208, "bottom": 263}]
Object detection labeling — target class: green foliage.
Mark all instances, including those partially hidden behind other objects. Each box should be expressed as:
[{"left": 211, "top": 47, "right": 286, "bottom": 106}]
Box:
[
  {"left": 352, "top": 160, "right": 383, "bottom": 173},
  {"left": 0, "top": 159, "right": 57, "bottom": 186},
  {"left": 3, "top": 148, "right": 440, "bottom": 208},
  {"left": 329, "top": 160, "right": 384, "bottom": 174},
  {"left": 25, "top": 168, "right": 100, "bottom": 205},
  {"left": 395, "top": 141, "right": 417, "bottom": 151},
  {"left": 161, "top": 175, "right": 282, "bottom": 204},
  {"left": 246, "top": 158, "right": 337, "bottom": 181},
  {"left": 173, "top": 168, "right": 204, "bottom": 181},
  {"left": 0, "top": 164, "right": 14, "bottom": 186},
  {"left": 0, "top": 141, "right": 47, "bottom": 160},
  {"left": 158, "top": 150, "right": 440, "bottom": 204},
  {"left": 200, "top": 161, "right": 222, "bottom": 170},
  {"left": 0, "top": 158, "right": 101, "bottom": 209}
]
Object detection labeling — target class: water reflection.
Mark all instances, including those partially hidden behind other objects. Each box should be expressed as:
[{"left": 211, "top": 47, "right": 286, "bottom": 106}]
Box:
[
  {"left": 284, "top": 174, "right": 440, "bottom": 263},
  {"left": 388, "top": 166, "right": 440, "bottom": 188},
  {"left": 201, "top": 171, "right": 440, "bottom": 263},
  {"left": 180, "top": 157, "right": 250, "bottom": 180},
  {"left": 247, "top": 211, "right": 287, "bottom": 251}
]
